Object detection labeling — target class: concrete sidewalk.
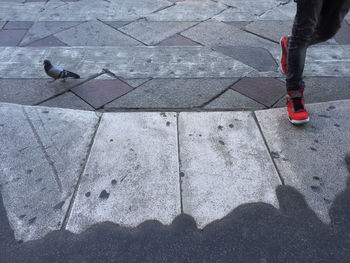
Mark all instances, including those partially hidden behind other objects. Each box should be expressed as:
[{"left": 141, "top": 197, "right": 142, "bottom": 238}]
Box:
[{"left": 1, "top": 100, "right": 349, "bottom": 243}]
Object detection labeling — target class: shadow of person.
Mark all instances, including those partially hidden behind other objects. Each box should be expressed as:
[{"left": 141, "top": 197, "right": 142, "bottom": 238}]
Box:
[{"left": 0, "top": 157, "right": 350, "bottom": 262}]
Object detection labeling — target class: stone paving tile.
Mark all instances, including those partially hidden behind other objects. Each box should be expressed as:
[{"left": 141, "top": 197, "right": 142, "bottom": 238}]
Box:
[
  {"left": 0, "top": 29, "right": 27, "bottom": 46},
  {"left": 260, "top": 1, "right": 296, "bottom": 20},
  {"left": 231, "top": 78, "right": 285, "bottom": 107},
  {"left": 103, "top": 21, "right": 131, "bottom": 30},
  {"left": 118, "top": 78, "right": 151, "bottom": 88},
  {"left": 66, "top": 112, "right": 180, "bottom": 234},
  {"left": 20, "top": 0, "right": 172, "bottom": 21},
  {"left": 224, "top": 21, "right": 252, "bottom": 29},
  {"left": 0, "top": 21, "right": 5, "bottom": 29},
  {"left": 269, "top": 45, "right": 350, "bottom": 77},
  {"left": 54, "top": 21, "right": 143, "bottom": 46},
  {"left": 156, "top": 34, "right": 201, "bottom": 46},
  {"left": 181, "top": 20, "right": 276, "bottom": 49},
  {"left": 0, "top": 47, "right": 254, "bottom": 79},
  {"left": 214, "top": 0, "right": 279, "bottom": 21},
  {"left": 146, "top": 0, "right": 227, "bottom": 21},
  {"left": 0, "top": 2, "right": 45, "bottom": 21},
  {"left": 39, "top": 91, "right": 94, "bottom": 111},
  {"left": 256, "top": 99, "right": 350, "bottom": 223},
  {"left": 179, "top": 111, "right": 281, "bottom": 228},
  {"left": 119, "top": 20, "right": 197, "bottom": 45},
  {"left": 20, "top": 21, "right": 81, "bottom": 46},
  {"left": 245, "top": 20, "right": 293, "bottom": 43},
  {"left": 72, "top": 79, "right": 134, "bottom": 109},
  {"left": 274, "top": 77, "right": 350, "bottom": 108},
  {"left": 0, "top": 103, "right": 99, "bottom": 241},
  {"left": 204, "top": 89, "right": 266, "bottom": 110},
  {"left": 25, "top": 35, "right": 68, "bottom": 46},
  {"left": 213, "top": 45, "right": 278, "bottom": 72},
  {"left": 3, "top": 21, "right": 33, "bottom": 29},
  {"left": 0, "top": 79, "right": 86, "bottom": 105},
  {"left": 104, "top": 78, "right": 238, "bottom": 109},
  {"left": 334, "top": 22, "right": 350, "bottom": 45}
]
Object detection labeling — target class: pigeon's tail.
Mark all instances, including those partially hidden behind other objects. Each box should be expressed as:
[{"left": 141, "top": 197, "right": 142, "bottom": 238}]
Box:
[{"left": 66, "top": 71, "right": 80, "bottom": 79}]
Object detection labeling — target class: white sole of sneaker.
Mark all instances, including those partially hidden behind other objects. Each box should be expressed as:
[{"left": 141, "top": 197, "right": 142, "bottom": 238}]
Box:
[{"left": 289, "top": 117, "right": 310, "bottom": 125}]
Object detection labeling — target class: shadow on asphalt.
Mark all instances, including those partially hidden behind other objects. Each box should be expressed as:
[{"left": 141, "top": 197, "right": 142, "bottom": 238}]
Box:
[{"left": 1, "top": 156, "right": 350, "bottom": 263}]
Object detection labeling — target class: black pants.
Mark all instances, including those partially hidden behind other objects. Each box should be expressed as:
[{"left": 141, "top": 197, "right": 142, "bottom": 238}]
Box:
[{"left": 287, "top": 0, "right": 350, "bottom": 91}]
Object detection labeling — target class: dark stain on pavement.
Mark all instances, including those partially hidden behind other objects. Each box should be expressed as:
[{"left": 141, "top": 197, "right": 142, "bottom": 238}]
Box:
[
  {"left": 99, "top": 190, "right": 110, "bottom": 200},
  {"left": 1, "top": 157, "right": 350, "bottom": 262}
]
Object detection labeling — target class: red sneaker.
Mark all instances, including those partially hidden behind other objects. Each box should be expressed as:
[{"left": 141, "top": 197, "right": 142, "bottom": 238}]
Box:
[
  {"left": 280, "top": 36, "right": 288, "bottom": 74},
  {"left": 286, "top": 90, "right": 309, "bottom": 125}
]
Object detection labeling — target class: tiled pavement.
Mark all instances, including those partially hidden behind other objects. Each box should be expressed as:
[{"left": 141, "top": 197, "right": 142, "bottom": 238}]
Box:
[
  {"left": 1, "top": 0, "right": 350, "bottom": 254},
  {"left": 0, "top": 0, "right": 349, "bottom": 111}
]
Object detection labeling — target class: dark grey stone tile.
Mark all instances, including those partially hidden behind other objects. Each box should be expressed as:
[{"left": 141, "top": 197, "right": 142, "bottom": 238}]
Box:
[
  {"left": 72, "top": 79, "right": 133, "bottom": 109},
  {"left": 4, "top": 21, "right": 33, "bottom": 30},
  {"left": 25, "top": 35, "right": 68, "bottom": 46},
  {"left": 213, "top": 45, "right": 278, "bottom": 72},
  {"left": 0, "top": 29, "right": 27, "bottom": 46},
  {"left": 204, "top": 89, "right": 265, "bottom": 110},
  {"left": 244, "top": 20, "right": 293, "bottom": 43},
  {"left": 39, "top": 92, "right": 94, "bottom": 111},
  {"left": 334, "top": 22, "right": 350, "bottom": 45},
  {"left": 156, "top": 34, "right": 201, "bottom": 46},
  {"left": 231, "top": 78, "right": 285, "bottom": 107},
  {"left": 0, "top": 79, "right": 83, "bottom": 105},
  {"left": 104, "top": 78, "right": 238, "bottom": 109}
]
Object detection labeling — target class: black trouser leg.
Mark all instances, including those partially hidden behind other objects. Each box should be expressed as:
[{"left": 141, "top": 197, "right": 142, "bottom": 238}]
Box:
[{"left": 286, "top": 0, "right": 324, "bottom": 92}]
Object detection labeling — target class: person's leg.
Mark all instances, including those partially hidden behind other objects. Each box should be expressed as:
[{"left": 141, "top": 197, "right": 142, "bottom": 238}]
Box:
[
  {"left": 286, "top": 0, "right": 324, "bottom": 92},
  {"left": 310, "top": 0, "right": 350, "bottom": 45}
]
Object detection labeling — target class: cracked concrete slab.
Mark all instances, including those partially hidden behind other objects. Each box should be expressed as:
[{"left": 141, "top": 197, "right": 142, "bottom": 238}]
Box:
[
  {"left": 0, "top": 46, "right": 254, "bottom": 79},
  {"left": 0, "top": 103, "right": 99, "bottom": 241},
  {"left": 66, "top": 112, "right": 180, "bottom": 234},
  {"left": 255, "top": 99, "right": 350, "bottom": 223},
  {"left": 179, "top": 111, "right": 281, "bottom": 228}
]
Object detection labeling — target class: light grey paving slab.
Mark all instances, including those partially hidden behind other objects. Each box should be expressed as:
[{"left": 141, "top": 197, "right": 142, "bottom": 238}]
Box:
[
  {"left": 20, "top": 21, "right": 81, "bottom": 46},
  {"left": 39, "top": 91, "right": 94, "bottom": 111},
  {"left": 0, "top": 0, "right": 172, "bottom": 21},
  {"left": 179, "top": 111, "right": 281, "bottom": 228},
  {"left": 0, "top": 47, "right": 254, "bottom": 79},
  {"left": 146, "top": 0, "right": 227, "bottom": 21},
  {"left": 256, "top": 100, "right": 350, "bottom": 223},
  {"left": 204, "top": 89, "right": 266, "bottom": 110},
  {"left": 0, "top": 103, "right": 99, "bottom": 241},
  {"left": 54, "top": 21, "right": 143, "bottom": 46},
  {"left": 119, "top": 20, "right": 197, "bottom": 45},
  {"left": 66, "top": 112, "right": 180, "bottom": 234},
  {"left": 181, "top": 20, "right": 277, "bottom": 49},
  {"left": 214, "top": 0, "right": 279, "bottom": 21},
  {"left": 104, "top": 78, "right": 238, "bottom": 109}
]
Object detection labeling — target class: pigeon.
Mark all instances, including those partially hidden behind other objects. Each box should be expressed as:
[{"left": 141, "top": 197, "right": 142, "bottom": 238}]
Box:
[{"left": 43, "top": 60, "right": 80, "bottom": 83}]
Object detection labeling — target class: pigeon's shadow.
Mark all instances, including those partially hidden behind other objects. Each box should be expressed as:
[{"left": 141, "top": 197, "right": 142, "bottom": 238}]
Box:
[{"left": 1, "top": 176, "right": 350, "bottom": 262}]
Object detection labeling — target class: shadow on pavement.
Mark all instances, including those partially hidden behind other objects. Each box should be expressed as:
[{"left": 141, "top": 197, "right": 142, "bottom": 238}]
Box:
[{"left": 1, "top": 157, "right": 350, "bottom": 263}]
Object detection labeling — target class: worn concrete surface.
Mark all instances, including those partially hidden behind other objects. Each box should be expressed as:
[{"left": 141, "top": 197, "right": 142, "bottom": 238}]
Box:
[
  {"left": 66, "top": 112, "right": 181, "bottom": 234},
  {"left": 179, "top": 111, "right": 282, "bottom": 228},
  {"left": 0, "top": 103, "right": 99, "bottom": 241},
  {"left": 256, "top": 99, "right": 350, "bottom": 223}
]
